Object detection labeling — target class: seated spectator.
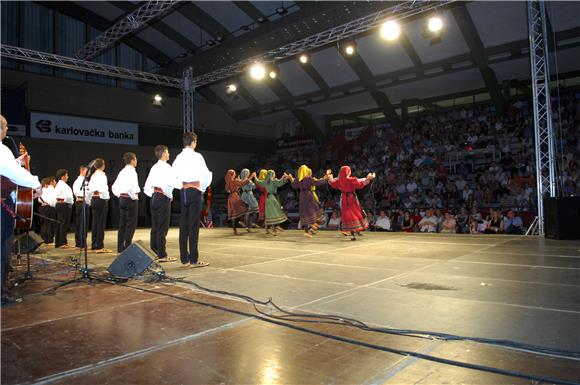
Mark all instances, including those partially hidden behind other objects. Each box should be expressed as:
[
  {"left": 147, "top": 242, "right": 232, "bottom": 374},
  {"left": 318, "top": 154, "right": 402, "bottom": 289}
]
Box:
[
  {"left": 327, "top": 211, "right": 341, "bottom": 230},
  {"left": 374, "top": 210, "right": 391, "bottom": 231},
  {"left": 419, "top": 209, "right": 438, "bottom": 233},
  {"left": 456, "top": 207, "right": 469, "bottom": 234},
  {"left": 366, "top": 210, "right": 376, "bottom": 229},
  {"left": 412, "top": 208, "right": 422, "bottom": 230},
  {"left": 318, "top": 212, "right": 329, "bottom": 229},
  {"left": 440, "top": 212, "right": 457, "bottom": 234},
  {"left": 504, "top": 210, "right": 524, "bottom": 234},
  {"left": 400, "top": 211, "right": 414, "bottom": 232},
  {"left": 484, "top": 210, "right": 504, "bottom": 234}
]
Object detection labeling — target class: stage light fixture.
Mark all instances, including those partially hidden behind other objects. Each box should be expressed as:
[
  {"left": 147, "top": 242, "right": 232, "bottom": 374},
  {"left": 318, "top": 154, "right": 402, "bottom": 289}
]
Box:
[
  {"left": 380, "top": 20, "right": 400, "bottom": 41},
  {"left": 153, "top": 94, "right": 163, "bottom": 106},
  {"left": 276, "top": 7, "right": 288, "bottom": 15},
  {"left": 207, "top": 39, "right": 216, "bottom": 46},
  {"left": 269, "top": 70, "right": 277, "bottom": 79},
  {"left": 345, "top": 45, "right": 355, "bottom": 55},
  {"left": 299, "top": 54, "right": 309, "bottom": 64},
  {"left": 256, "top": 16, "right": 267, "bottom": 24},
  {"left": 249, "top": 63, "right": 266, "bottom": 80},
  {"left": 226, "top": 84, "right": 237, "bottom": 94},
  {"left": 428, "top": 16, "right": 443, "bottom": 32}
]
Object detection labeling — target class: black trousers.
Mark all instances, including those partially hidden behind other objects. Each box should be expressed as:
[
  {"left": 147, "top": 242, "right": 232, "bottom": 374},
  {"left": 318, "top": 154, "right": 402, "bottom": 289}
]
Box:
[
  {"left": 39, "top": 205, "right": 56, "bottom": 243},
  {"left": 74, "top": 201, "right": 88, "bottom": 248},
  {"left": 179, "top": 188, "right": 202, "bottom": 264},
  {"left": 1, "top": 197, "right": 15, "bottom": 296},
  {"left": 150, "top": 193, "right": 171, "bottom": 258},
  {"left": 91, "top": 197, "right": 108, "bottom": 250},
  {"left": 55, "top": 203, "right": 71, "bottom": 247},
  {"left": 117, "top": 197, "right": 138, "bottom": 252}
]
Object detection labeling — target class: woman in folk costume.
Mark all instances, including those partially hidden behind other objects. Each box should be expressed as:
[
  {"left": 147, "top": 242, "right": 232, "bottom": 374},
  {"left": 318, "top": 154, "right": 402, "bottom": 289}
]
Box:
[
  {"left": 239, "top": 168, "right": 260, "bottom": 230},
  {"left": 225, "top": 169, "right": 255, "bottom": 235},
  {"left": 254, "top": 169, "right": 289, "bottom": 235},
  {"left": 329, "top": 166, "right": 375, "bottom": 241},
  {"left": 290, "top": 165, "right": 330, "bottom": 238},
  {"left": 255, "top": 169, "right": 268, "bottom": 226}
]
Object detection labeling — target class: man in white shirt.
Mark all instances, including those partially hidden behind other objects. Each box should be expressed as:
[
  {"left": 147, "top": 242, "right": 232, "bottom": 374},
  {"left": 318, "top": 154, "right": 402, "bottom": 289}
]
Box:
[
  {"left": 1, "top": 114, "right": 41, "bottom": 305},
  {"left": 72, "top": 165, "right": 88, "bottom": 248},
  {"left": 39, "top": 177, "right": 57, "bottom": 245},
  {"left": 172, "top": 133, "right": 212, "bottom": 268},
  {"left": 418, "top": 209, "right": 438, "bottom": 233},
  {"left": 54, "top": 169, "right": 74, "bottom": 248},
  {"left": 112, "top": 152, "right": 140, "bottom": 253},
  {"left": 144, "top": 145, "right": 175, "bottom": 262},
  {"left": 88, "top": 158, "right": 111, "bottom": 253},
  {"left": 374, "top": 210, "right": 391, "bottom": 231}
]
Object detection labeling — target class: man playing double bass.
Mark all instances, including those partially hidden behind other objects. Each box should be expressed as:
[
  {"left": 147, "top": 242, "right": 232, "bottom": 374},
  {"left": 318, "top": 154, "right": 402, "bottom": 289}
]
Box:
[{"left": 0, "top": 114, "right": 41, "bottom": 306}]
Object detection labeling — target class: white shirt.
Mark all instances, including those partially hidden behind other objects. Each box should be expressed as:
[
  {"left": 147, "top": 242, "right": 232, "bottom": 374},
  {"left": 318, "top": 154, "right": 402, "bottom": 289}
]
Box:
[
  {"left": 172, "top": 148, "right": 212, "bottom": 193},
  {"left": 144, "top": 160, "right": 174, "bottom": 200},
  {"left": 375, "top": 216, "right": 391, "bottom": 230},
  {"left": 72, "top": 175, "right": 88, "bottom": 201},
  {"left": 0, "top": 143, "right": 41, "bottom": 190},
  {"left": 419, "top": 215, "right": 438, "bottom": 232},
  {"left": 40, "top": 185, "right": 57, "bottom": 207},
  {"left": 112, "top": 165, "right": 140, "bottom": 200},
  {"left": 88, "top": 170, "right": 110, "bottom": 201},
  {"left": 328, "top": 217, "right": 341, "bottom": 226},
  {"left": 54, "top": 180, "right": 74, "bottom": 205}
]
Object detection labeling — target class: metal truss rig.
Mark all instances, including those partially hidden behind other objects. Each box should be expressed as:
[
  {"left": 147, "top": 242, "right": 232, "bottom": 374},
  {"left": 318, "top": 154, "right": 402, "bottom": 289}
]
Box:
[
  {"left": 182, "top": 68, "right": 195, "bottom": 133},
  {"left": 191, "top": 0, "right": 455, "bottom": 87},
  {"left": 1, "top": 45, "right": 182, "bottom": 89},
  {"left": 75, "top": 0, "right": 180, "bottom": 61},
  {"left": 527, "top": 0, "right": 557, "bottom": 236}
]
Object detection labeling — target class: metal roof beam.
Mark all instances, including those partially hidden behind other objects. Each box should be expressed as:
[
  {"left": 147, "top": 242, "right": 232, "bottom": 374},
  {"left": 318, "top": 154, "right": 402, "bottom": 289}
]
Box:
[{"left": 177, "top": 2, "right": 230, "bottom": 39}]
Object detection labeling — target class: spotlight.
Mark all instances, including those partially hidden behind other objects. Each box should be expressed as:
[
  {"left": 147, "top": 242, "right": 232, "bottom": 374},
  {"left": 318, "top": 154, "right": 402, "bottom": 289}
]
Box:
[
  {"left": 216, "top": 36, "right": 224, "bottom": 43},
  {"left": 299, "top": 54, "right": 309, "bottom": 64},
  {"left": 343, "top": 41, "right": 357, "bottom": 56},
  {"left": 226, "top": 84, "right": 237, "bottom": 94},
  {"left": 256, "top": 16, "right": 267, "bottom": 24},
  {"left": 276, "top": 7, "right": 288, "bottom": 15},
  {"left": 153, "top": 94, "right": 163, "bottom": 106},
  {"left": 380, "top": 20, "right": 400, "bottom": 41},
  {"left": 428, "top": 16, "right": 443, "bottom": 32},
  {"left": 249, "top": 63, "right": 266, "bottom": 80}
]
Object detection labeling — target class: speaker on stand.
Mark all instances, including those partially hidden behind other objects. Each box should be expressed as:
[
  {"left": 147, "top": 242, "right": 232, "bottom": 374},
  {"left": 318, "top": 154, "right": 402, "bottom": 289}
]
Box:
[{"left": 108, "top": 241, "right": 162, "bottom": 278}]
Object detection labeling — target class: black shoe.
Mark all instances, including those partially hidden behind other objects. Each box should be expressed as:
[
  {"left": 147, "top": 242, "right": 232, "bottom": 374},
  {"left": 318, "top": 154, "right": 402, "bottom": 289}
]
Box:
[{"left": 351, "top": 237, "right": 357, "bottom": 241}]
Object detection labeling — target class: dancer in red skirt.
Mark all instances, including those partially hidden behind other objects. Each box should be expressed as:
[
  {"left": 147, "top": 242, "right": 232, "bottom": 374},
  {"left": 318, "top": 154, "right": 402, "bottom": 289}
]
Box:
[
  {"left": 329, "top": 165, "right": 375, "bottom": 241},
  {"left": 255, "top": 169, "right": 268, "bottom": 226},
  {"left": 225, "top": 169, "right": 256, "bottom": 235}
]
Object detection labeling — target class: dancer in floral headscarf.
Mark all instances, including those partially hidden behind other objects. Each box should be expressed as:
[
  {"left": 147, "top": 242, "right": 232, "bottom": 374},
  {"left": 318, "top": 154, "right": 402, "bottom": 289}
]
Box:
[
  {"left": 254, "top": 170, "right": 290, "bottom": 236},
  {"left": 225, "top": 169, "right": 255, "bottom": 235},
  {"left": 329, "top": 165, "right": 375, "bottom": 241},
  {"left": 239, "top": 168, "right": 260, "bottom": 231},
  {"left": 290, "top": 165, "right": 330, "bottom": 238}
]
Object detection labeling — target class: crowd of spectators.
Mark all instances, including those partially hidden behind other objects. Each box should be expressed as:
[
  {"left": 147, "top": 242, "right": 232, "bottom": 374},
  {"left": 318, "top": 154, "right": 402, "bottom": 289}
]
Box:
[{"left": 212, "top": 91, "right": 579, "bottom": 234}]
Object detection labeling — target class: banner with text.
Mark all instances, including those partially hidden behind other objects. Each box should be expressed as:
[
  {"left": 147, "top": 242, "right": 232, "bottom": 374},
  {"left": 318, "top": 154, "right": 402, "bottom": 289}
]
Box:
[{"left": 30, "top": 112, "right": 138, "bottom": 145}]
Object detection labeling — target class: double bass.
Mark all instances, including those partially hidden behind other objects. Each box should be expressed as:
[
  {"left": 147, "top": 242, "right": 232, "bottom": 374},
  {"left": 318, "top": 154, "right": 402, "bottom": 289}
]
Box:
[{"left": 0, "top": 143, "right": 34, "bottom": 229}]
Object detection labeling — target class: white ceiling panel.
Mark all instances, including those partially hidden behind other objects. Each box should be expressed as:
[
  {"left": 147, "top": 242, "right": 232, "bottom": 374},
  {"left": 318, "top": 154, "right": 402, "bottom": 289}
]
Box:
[
  {"left": 405, "top": 10, "right": 470, "bottom": 64},
  {"left": 278, "top": 60, "right": 320, "bottom": 96},
  {"left": 240, "top": 78, "right": 280, "bottom": 104},
  {"left": 356, "top": 33, "right": 414, "bottom": 75},
  {"left": 304, "top": 93, "right": 377, "bottom": 115},
  {"left": 380, "top": 68, "right": 484, "bottom": 103},
  {"left": 136, "top": 28, "right": 183, "bottom": 57},
  {"left": 310, "top": 47, "right": 359, "bottom": 87},
  {"left": 490, "top": 57, "right": 530, "bottom": 82},
  {"left": 162, "top": 12, "right": 213, "bottom": 48},
  {"left": 195, "top": 2, "right": 253, "bottom": 33},
  {"left": 467, "top": 2, "right": 527, "bottom": 48},
  {"left": 210, "top": 82, "right": 251, "bottom": 111},
  {"left": 74, "top": 1, "right": 123, "bottom": 21},
  {"left": 243, "top": 110, "right": 295, "bottom": 126},
  {"left": 547, "top": 1, "right": 580, "bottom": 31}
]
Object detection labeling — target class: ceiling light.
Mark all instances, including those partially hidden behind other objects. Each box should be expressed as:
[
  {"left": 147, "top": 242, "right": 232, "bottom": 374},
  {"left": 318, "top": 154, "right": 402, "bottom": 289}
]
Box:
[
  {"left": 276, "top": 7, "right": 288, "bottom": 15},
  {"left": 299, "top": 54, "right": 309, "bottom": 64},
  {"left": 269, "top": 71, "right": 277, "bottom": 79},
  {"left": 249, "top": 63, "right": 266, "bottom": 80},
  {"left": 256, "top": 16, "right": 267, "bottom": 24},
  {"left": 226, "top": 84, "right": 237, "bottom": 94},
  {"left": 380, "top": 20, "right": 400, "bottom": 41},
  {"left": 428, "top": 16, "right": 443, "bottom": 32}
]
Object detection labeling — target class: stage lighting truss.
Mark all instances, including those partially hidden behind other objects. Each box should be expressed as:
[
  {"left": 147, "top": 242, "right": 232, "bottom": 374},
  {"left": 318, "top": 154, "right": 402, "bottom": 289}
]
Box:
[
  {"left": 190, "top": 0, "right": 454, "bottom": 87},
  {"left": 75, "top": 0, "right": 179, "bottom": 60}
]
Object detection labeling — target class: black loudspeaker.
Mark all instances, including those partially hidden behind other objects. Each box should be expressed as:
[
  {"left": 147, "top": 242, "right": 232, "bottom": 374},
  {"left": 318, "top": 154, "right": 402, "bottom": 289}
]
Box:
[
  {"left": 108, "top": 241, "right": 155, "bottom": 278},
  {"left": 544, "top": 197, "right": 580, "bottom": 240},
  {"left": 15, "top": 231, "right": 43, "bottom": 253}
]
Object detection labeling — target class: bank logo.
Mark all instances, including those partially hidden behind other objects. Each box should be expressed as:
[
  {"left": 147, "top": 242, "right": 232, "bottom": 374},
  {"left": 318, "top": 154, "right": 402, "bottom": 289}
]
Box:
[{"left": 35, "top": 119, "right": 52, "bottom": 133}]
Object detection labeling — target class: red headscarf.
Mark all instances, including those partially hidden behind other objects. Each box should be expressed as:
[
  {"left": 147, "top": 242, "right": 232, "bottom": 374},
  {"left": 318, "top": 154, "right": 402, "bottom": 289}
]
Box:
[
  {"left": 224, "top": 169, "right": 236, "bottom": 192},
  {"left": 329, "top": 165, "right": 359, "bottom": 192}
]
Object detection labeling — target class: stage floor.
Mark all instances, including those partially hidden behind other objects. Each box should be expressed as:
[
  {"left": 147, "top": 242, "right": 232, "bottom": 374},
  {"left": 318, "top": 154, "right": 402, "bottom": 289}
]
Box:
[{"left": 2, "top": 229, "right": 579, "bottom": 384}]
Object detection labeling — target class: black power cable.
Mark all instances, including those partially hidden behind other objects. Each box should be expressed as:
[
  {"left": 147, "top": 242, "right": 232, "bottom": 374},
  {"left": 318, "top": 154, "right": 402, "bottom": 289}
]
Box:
[{"left": 95, "top": 276, "right": 580, "bottom": 385}]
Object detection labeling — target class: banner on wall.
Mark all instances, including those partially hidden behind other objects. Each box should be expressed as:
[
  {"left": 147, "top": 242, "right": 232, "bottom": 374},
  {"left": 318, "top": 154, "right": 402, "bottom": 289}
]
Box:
[
  {"left": 30, "top": 112, "right": 138, "bottom": 145},
  {"left": 344, "top": 126, "right": 364, "bottom": 141}
]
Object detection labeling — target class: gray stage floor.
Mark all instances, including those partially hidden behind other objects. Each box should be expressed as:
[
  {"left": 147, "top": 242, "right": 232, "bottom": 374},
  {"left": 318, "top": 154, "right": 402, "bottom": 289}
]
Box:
[{"left": 41, "top": 228, "right": 580, "bottom": 352}]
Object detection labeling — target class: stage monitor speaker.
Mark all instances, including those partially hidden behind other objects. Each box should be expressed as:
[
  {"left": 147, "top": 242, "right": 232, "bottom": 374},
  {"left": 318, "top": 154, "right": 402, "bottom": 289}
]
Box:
[
  {"left": 108, "top": 240, "right": 155, "bottom": 278},
  {"left": 16, "top": 231, "right": 43, "bottom": 253},
  {"left": 544, "top": 197, "right": 580, "bottom": 240}
]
